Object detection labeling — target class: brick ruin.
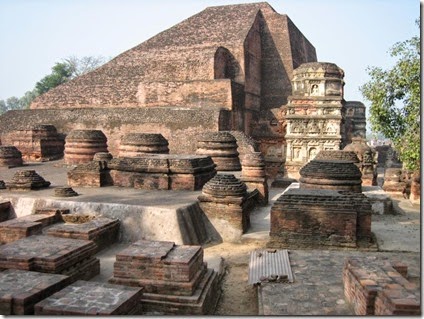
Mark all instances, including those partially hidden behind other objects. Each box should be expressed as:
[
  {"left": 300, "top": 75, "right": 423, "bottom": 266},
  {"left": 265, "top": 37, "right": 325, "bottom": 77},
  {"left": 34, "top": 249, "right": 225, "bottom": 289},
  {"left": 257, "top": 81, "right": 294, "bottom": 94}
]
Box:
[
  {"left": 0, "top": 2, "right": 319, "bottom": 175},
  {"left": 0, "top": 146, "right": 23, "bottom": 168},
  {"left": 343, "top": 256, "right": 420, "bottom": 315},
  {"left": 240, "top": 152, "right": 268, "bottom": 205},
  {"left": 343, "top": 137, "right": 378, "bottom": 186},
  {"left": 344, "top": 101, "right": 367, "bottom": 143},
  {"left": 6, "top": 170, "right": 51, "bottom": 191},
  {"left": 118, "top": 133, "right": 169, "bottom": 157},
  {"left": 64, "top": 129, "right": 108, "bottom": 165},
  {"left": 198, "top": 174, "right": 257, "bottom": 242},
  {"left": 68, "top": 154, "right": 217, "bottom": 191},
  {"left": 196, "top": 131, "right": 241, "bottom": 171},
  {"left": 268, "top": 189, "right": 372, "bottom": 248},
  {"left": 299, "top": 159, "right": 363, "bottom": 193},
  {"left": 1, "top": 125, "right": 64, "bottom": 162},
  {"left": 109, "top": 240, "right": 220, "bottom": 315}
]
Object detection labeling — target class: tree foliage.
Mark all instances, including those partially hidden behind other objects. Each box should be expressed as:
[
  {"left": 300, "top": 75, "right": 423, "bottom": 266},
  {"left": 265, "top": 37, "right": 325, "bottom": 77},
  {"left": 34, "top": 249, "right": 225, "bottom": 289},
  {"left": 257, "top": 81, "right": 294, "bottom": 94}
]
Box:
[
  {"left": 0, "top": 55, "right": 108, "bottom": 115},
  {"left": 360, "top": 19, "right": 420, "bottom": 171}
]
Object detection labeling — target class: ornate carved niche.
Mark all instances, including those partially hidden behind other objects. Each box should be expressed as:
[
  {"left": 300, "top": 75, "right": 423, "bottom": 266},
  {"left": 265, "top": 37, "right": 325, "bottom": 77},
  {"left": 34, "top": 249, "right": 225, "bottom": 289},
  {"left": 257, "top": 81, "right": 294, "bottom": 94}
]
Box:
[
  {"left": 325, "top": 121, "right": 338, "bottom": 135},
  {"left": 309, "top": 80, "right": 323, "bottom": 96},
  {"left": 307, "top": 120, "right": 320, "bottom": 134}
]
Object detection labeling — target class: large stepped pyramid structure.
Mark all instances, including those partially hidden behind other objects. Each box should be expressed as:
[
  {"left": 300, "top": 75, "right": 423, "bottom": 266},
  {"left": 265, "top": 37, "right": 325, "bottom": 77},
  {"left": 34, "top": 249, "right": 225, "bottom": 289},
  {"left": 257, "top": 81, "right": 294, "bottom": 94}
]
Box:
[{"left": 0, "top": 2, "right": 317, "bottom": 172}]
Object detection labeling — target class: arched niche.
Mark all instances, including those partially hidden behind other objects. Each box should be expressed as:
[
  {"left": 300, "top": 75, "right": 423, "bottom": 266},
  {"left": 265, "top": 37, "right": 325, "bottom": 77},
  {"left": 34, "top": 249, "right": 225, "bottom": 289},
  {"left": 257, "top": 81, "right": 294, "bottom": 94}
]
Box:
[{"left": 214, "top": 47, "right": 242, "bottom": 82}]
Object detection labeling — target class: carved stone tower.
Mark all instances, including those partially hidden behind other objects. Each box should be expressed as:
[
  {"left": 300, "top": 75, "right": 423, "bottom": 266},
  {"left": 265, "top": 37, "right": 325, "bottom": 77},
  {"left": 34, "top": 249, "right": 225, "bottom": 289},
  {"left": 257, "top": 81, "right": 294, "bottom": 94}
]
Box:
[{"left": 283, "top": 62, "right": 346, "bottom": 179}]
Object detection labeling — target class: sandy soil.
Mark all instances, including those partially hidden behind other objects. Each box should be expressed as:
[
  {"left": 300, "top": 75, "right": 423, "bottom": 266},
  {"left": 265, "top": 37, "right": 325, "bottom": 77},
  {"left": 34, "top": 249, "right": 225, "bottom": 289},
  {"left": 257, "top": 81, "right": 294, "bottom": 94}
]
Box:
[{"left": 204, "top": 241, "right": 266, "bottom": 315}]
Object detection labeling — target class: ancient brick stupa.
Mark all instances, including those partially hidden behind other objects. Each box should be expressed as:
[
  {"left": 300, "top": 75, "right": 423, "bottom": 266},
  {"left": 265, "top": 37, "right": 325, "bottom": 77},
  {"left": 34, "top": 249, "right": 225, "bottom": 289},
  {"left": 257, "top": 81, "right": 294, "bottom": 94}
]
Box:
[
  {"left": 299, "top": 159, "right": 362, "bottom": 193},
  {"left": 0, "top": 146, "right": 23, "bottom": 168},
  {"left": 196, "top": 132, "right": 241, "bottom": 171},
  {"left": 64, "top": 129, "right": 108, "bottom": 165},
  {"left": 6, "top": 170, "right": 51, "bottom": 191},
  {"left": 118, "top": 133, "right": 169, "bottom": 157},
  {"left": 0, "top": 2, "right": 319, "bottom": 174}
]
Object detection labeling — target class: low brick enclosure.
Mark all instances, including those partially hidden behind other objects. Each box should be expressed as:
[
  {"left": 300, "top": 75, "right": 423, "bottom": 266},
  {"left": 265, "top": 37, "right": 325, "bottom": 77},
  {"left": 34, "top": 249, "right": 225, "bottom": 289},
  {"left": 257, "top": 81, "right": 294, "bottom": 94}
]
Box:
[
  {"left": 35, "top": 280, "right": 143, "bottom": 315},
  {"left": 68, "top": 154, "right": 217, "bottom": 191},
  {"left": 0, "top": 269, "right": 71, "bottom": 315},
  {"left": 109, "top": 240, "right": 221, "bottom": 315},
  {"left": 343, "top": 256, "right": 420, "bottom": 315},
  {"left": 1, "top": 125, "right": 64, "bottom": 162},
  {"left": 268, "top": 189, "right": 372, "bottom": 248}
]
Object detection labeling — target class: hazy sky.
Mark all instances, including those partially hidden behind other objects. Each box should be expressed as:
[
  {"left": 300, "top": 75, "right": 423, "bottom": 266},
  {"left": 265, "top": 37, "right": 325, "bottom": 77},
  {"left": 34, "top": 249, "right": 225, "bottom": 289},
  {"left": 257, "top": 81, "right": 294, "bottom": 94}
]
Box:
[{"left": 0, "top": 0, "right": 419, "bottom": 104}]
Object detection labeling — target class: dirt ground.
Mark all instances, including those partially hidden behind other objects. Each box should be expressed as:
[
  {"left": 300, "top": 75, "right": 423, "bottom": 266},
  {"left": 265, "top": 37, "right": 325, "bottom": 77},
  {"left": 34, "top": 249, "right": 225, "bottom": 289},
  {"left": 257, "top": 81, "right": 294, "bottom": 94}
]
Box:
[{"left": 204, "top": 241, "right": 265, "bottom": 315}]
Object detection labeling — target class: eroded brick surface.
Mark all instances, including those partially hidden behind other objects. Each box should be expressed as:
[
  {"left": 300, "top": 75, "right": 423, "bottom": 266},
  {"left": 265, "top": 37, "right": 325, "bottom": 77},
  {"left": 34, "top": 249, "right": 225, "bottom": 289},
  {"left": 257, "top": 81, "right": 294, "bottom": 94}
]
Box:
[{"left": 34, "top": 280, "right": 143, "bottom": 315}]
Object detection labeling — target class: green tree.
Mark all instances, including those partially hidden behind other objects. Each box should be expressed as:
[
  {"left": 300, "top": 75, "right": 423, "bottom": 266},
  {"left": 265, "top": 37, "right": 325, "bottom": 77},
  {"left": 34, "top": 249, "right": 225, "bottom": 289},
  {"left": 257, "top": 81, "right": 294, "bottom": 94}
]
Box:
[
  {"left": 35, "top": 62, "right": 73, "bottom": 95},
  {"left": 360, "top": 19, "right": 420, "bottom": 171}
]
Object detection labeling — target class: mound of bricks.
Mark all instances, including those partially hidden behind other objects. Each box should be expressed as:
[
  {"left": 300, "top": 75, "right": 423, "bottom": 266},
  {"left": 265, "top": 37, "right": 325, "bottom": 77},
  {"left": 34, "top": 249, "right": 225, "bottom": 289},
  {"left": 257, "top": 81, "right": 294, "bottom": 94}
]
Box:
[
  {"left": 6, "top": 170, "right": 51, "bottom": 191},
  {"left": 35, "top": 280, "right": 143, "bottom": 315},
  {"left": 46, "top": 216, "right": 120, "bottom": 252},
  {"left": 54, "top": 186, "right": 79, "bottom": 197},
  {"left": 0, "top": 235, "right": 99, "bottom": 283},
  {"left": 0, "top": 269, "right": 71, "bottom": 315},
  {"left": 109, "top": 240, "right": 220, "bottom": 315},
  {"left": 0, "top": 209, "right": 63, "bottom": 244},
  {"left": 343, "top": 256, "right": 420, "bottom": 315}
]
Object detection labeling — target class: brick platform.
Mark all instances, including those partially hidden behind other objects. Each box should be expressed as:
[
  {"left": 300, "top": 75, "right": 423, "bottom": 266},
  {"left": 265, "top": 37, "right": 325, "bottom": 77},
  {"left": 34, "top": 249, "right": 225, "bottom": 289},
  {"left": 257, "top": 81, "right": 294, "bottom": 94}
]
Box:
[
  {"left": 109, "top": 240, "right": 220, "bottom": 315},
  {"left": 35, "top": 280, "right": 143, "bottom": 315},
  {"left": 46, "top": 216, "right": 120, "bottom": 252},
  {"left": 0, "top": 235, "right": 99, "bottom": 282},
  {"left": 343, "top": 256, "right": 420, "bottom": 315},
  {"left": 0, "top": 269, "right": 71, "bottom": 315},
  {"left": 0, "top": 211, "right": 62, "bottom": 244},
  {"left": 268, "top": 189, "right": 373, "bottom": 248}
]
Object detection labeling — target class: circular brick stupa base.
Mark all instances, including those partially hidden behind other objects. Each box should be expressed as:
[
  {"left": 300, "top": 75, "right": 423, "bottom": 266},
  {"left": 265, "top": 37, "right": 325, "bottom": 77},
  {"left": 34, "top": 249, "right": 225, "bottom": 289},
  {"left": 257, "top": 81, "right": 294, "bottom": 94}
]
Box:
[
  {"left": 0, "top": 146, "right": 23, "bottom": 168},
  {"left": 64, "top": 130, "right": 108, "bottom": 165},
  {"left": 299, "top": 159, "right": 362, "bottom": 193},
  {"left": 118, "top": 133, "right": 169, "bottom": 157}
]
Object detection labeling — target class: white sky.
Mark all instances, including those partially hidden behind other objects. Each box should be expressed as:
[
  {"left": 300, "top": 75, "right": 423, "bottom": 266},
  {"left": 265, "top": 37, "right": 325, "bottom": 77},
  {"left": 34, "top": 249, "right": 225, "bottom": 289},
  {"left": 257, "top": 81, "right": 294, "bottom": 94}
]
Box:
[{"left": 0, "top": 0, "right": 419, "bottom": 104}]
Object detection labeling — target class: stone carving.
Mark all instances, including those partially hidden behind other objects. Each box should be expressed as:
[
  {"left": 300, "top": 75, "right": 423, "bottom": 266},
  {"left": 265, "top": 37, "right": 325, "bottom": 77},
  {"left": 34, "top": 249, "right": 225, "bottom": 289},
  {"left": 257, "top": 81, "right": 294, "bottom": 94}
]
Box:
[
  {"left": 283, "top": 62, "right": 345, "bottom": 179},
  {"left": 64, "top": 130, "right": 108, "bottom": 165}
]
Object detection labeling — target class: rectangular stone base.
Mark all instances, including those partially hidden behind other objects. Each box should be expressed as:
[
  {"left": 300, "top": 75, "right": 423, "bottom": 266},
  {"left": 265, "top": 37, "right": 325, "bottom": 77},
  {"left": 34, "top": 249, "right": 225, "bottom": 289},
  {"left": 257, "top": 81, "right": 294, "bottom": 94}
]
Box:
[
  {"left": 142, "top": 268, "right": 221, "bottom": 315},
  {"left": 34, "top": 280, "right": 143, "bottom": 315},
  {"left": 0, "top": 269, "right": 71, "bottom": 315}
]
